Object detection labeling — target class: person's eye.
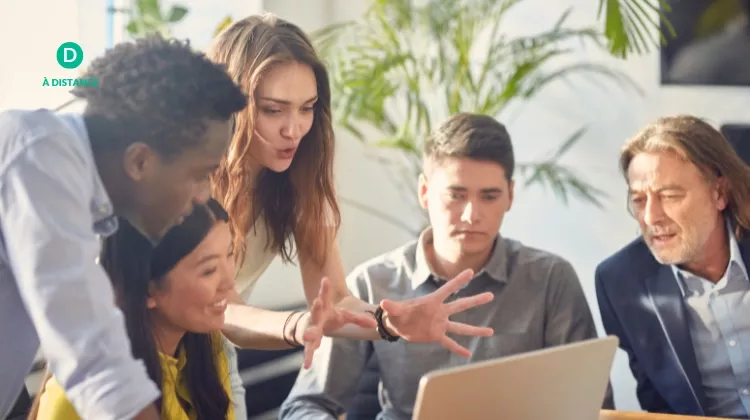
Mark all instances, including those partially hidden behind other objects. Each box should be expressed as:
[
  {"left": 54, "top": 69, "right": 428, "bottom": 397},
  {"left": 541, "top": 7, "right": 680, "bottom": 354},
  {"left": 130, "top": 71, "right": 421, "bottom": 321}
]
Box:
[{"left": 202, "top": 267, "right": 218, "bottom": 277}]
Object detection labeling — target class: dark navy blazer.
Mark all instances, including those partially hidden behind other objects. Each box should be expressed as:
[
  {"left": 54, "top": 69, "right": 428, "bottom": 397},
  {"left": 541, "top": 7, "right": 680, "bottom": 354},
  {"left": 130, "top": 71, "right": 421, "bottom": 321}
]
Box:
[{"left": 595, "top": 235, "right": 750, "bottom": 416}]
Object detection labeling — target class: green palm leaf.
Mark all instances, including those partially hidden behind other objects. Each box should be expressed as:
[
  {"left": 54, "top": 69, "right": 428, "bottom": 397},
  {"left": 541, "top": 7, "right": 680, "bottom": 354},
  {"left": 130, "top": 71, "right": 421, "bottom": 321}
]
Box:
[
  {"left": 311, "top": 0, "right": 645, "bottom": 226},
  {"left": 597, "top": 0, "right": 676, "bottom": 58}
]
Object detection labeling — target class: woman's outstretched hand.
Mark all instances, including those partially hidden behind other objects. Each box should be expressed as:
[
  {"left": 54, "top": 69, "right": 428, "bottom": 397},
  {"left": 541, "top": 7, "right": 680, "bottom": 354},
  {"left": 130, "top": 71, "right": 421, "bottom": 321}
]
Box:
[
  {"left": 380, "top": 268, "right": 495, "bottom": 358},
  {"left": 297, "top": 277, "right": 376, "bottom": 369}
]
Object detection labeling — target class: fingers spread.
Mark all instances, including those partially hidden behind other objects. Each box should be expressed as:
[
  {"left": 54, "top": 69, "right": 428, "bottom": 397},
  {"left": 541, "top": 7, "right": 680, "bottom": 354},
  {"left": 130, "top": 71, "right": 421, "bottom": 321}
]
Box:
[
  {"left": 445, "top": 292, "right": 494, "bottom": 315},
  {"left": 303, "top": 341, "right": 314, "bottom": 369},
  {"left": 309, "top": 297, "right": 324, "bottom": 326},
  {"left": 440, "top": 335, "right": 472, "bottom": 358},
  {"left": 435, "top": 269, "right": 474, "bottom": 300},
  {"left": 302, "top": 329, "right": 323, "bottom": 370},
  {"left": 447, "top": 321, "right": 494, "bottom": 337}
]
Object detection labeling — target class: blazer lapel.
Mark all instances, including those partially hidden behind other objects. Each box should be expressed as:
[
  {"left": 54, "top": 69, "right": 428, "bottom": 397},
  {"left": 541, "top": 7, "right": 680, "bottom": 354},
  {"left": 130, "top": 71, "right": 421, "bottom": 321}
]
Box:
[
  {"left": 646, "top": 266, "right": 706, "bottom": 415},
  {"left": 739, "top": 237, "right": 750, "bottom": 269}
]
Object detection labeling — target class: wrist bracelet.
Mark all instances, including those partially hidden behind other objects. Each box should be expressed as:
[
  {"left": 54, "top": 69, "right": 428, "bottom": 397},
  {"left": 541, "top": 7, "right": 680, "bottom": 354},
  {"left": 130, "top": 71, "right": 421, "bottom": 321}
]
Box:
[
  {"left": 289, "top": 311, "right": 306, "bottom": 347},
  {"left": 370, "top": 305, "right": 400, "bottom": 342},
  {"left": 283, "top": 311, "right": 301, "bottom": 348}
]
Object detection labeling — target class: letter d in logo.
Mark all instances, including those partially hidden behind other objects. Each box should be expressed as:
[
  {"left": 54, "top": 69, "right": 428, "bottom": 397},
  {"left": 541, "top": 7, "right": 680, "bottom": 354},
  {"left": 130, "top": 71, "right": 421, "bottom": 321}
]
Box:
[{"left": 56, "top": 42, "right": 84, "bottom": 69}]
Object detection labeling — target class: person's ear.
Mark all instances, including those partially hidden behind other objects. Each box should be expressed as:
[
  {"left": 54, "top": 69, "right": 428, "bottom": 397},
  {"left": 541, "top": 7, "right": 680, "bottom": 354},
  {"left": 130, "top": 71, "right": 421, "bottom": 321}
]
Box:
[
  {"left": 418, "top": 173, "right": 429, "bottom": 209},
  {"left": 507, "top": 179, "right": 515, "bottom": 211},
  {"left": 713, "top": 176, "right": 728, "bottom": 212},
  {"left": 123, "top": 142, "right": 159, "bottom": 182},
  {"left": 146, "top": 282, "right": 160, "bottom": 309}
]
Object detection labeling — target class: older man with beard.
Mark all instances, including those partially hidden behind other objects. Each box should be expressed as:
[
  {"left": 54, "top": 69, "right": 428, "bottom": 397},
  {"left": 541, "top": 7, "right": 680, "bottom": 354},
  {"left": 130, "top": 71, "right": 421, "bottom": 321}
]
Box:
[{"left": 596, "top": 115, "right": 750, "bottom": 418}]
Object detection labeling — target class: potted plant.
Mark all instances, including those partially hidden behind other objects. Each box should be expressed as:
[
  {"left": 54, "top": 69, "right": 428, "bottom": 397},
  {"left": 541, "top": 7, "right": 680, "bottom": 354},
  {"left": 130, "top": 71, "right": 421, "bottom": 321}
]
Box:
[{"left": 311, "top": 0, "right": 643, "bottom": 234}]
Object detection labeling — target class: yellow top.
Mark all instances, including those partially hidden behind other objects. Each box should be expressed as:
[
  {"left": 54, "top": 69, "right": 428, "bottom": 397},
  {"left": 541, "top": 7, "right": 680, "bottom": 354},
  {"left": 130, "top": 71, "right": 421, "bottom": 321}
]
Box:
[{"left": 36, "top": 333, "right": 235, "bottom": 420}]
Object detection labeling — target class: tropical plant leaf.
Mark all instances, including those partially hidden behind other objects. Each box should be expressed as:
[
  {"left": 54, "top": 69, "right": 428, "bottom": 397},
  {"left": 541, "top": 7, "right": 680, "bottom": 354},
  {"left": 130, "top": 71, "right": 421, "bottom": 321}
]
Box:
[
  {"left": 517, "top": 126, "right": 609, "bottom": 208},
  {"left": 597, "top": 0, "right": 676, "bottom": 58},
  {"left": 310, "top": 0, "right": 642, "bottom": 224},
  {"left": 214, "top": 15, "right": 233, "bottom": 37},
  {"left": 166, "top": 5, "right": 188, "bottom": 23},
  {"left": 136, "top": 0, "right": 162, "bottom": 20},
  {"left": 551, "top": 126, "right": 588, "bottom": 161},
  {"left": 310, "top": 20, "right": 358, "bottom": 59},
  {"left": 518, "top": 162, "right": 608, "bottom": 208},
  {"left": 125, "top": 20, "right": 140, "bottom": 36}
]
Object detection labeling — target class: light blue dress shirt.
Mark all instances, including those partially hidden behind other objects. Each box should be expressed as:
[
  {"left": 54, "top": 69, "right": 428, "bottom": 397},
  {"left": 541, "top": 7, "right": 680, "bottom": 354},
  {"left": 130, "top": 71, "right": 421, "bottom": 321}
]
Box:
[
  {"left": 0, "top": 109, "right": 160, "bottom": 419},
  {"left": 673, "top": 225, "right": 750, "bottom": 418}
]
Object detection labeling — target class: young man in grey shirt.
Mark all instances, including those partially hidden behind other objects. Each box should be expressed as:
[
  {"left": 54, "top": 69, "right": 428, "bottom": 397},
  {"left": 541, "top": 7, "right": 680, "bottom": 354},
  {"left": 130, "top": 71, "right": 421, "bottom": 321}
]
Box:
[{"left": 280, "top": 113, "right": 614, "bottom": 420}]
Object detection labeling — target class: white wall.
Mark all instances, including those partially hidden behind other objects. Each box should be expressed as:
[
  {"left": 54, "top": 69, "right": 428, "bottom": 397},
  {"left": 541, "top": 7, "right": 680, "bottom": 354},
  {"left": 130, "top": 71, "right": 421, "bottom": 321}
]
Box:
[
  {"left": 257, "top": 0, "right": 750, "bottom": 412},
  {"left": 0, "top": 0, "right": 263, "bottom": 112}
]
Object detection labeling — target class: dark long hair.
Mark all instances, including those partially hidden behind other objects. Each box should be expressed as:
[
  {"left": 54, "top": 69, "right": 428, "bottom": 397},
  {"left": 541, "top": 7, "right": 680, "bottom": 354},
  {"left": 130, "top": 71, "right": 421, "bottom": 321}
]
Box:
[
  {"left": 100, "top": 199, "right": 231, "bottom": 419},
  {"left": 208, "top": 14, "right": 341, "bottom": 268}
]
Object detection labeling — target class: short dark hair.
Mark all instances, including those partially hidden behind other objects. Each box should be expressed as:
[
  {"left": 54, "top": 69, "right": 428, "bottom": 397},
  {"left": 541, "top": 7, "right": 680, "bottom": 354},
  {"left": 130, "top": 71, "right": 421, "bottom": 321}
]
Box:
[
  {"left": 73, "top": 34, "right": 248, "bottom": 158},
  {"left": 423, "top": 113, "right": 515, "bottom": 180}
]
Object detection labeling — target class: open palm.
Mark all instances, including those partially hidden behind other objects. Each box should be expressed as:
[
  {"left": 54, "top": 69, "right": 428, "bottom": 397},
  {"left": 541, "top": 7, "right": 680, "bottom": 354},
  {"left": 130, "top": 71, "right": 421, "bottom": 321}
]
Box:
[
  {"left": 381, "top": 269, "right": 495, "bottom": 357},
  {"left": 297, "top": 277, "right": 377, "bottom": 369}
]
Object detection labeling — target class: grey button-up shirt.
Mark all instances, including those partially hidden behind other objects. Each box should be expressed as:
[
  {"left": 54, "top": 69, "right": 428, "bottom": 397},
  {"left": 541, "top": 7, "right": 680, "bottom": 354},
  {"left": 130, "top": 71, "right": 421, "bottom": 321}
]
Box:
[{"left": 280, "top": 230, "right": 614, "bottom": 420}]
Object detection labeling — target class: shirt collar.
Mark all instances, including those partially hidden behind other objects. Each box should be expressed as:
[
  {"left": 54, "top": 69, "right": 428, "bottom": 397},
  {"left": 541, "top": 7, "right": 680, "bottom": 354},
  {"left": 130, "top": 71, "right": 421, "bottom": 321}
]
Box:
[
  {"left": 159, "top": 346, "right": 188, "bottom": 375},
  {"left": 672, "top": 219, "right": 749, "bottom": 296},
  {"left": 412, "top": 228, "right": 508, "bottom": 289},
  {"left": 60, "top": 113, "right": 118, "bottom": 236}
]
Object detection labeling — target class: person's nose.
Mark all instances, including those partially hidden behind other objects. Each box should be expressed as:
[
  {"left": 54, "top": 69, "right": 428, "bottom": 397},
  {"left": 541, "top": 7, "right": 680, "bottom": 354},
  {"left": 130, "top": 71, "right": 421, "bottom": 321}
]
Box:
[
  {"left": 460, "top": 200, "right": 480, "bottom": 224},
  {"left": 642, "top": 195, "right": 666, "bottom": 227},
  {"left": 281, "top": 114, "right": 304, "bottom": 140}
]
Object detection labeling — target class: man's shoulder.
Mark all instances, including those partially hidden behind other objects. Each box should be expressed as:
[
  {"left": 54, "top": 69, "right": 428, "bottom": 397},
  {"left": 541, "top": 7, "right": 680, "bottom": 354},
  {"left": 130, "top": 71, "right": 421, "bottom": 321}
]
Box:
[
  {"left": 595, "top": 236, "right": 656, "bottom": 285},
  {"left": 0, "top": 108, "right": 65, "bottom": 137},
  {"left": 504, "top": 239, "right": 578, "bottom": 280},
  {"left": 507, "top": 238, "right": 571, "bottom": 268},
  {"left": 0, "top": 109, "right": 84, "bottom": 170},
  {"left": 349, "top": 240, "right": 417, "bottom": 277}
]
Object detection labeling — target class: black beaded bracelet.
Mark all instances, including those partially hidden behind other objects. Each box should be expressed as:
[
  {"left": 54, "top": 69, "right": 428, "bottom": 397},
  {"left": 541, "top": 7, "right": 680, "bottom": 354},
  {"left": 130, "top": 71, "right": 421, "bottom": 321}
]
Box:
[{"left": 369, "top": 305, "right": 400, "bottom": 342}]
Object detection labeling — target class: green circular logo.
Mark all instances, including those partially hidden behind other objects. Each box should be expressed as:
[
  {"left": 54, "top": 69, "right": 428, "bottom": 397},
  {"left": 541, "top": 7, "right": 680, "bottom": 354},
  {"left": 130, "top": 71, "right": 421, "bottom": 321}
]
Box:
[{"left": 56, "top": 42, "right": 84, "bottom": 69}]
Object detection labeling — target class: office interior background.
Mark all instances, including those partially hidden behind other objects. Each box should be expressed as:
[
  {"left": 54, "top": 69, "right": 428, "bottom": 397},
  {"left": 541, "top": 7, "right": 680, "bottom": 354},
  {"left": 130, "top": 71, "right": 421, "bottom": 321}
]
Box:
[{"left": 1, "top": 0, "right": 750, "bottom": 416}]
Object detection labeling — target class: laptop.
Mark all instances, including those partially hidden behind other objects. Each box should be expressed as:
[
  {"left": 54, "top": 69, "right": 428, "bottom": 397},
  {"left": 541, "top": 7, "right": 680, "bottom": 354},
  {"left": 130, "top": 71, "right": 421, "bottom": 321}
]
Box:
[{"left": 412, "top": 336, "right": 619, "bottom": 420}]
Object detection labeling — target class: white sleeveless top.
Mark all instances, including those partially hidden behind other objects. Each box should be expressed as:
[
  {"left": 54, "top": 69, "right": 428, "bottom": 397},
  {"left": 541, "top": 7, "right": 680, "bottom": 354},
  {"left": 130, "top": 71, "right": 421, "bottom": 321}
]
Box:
[
  {"left": 235, "top": 219, "right": 277, "bottom": 302},
  {"left": 234, "top": 207, "right": 334, "bottom": 302}
]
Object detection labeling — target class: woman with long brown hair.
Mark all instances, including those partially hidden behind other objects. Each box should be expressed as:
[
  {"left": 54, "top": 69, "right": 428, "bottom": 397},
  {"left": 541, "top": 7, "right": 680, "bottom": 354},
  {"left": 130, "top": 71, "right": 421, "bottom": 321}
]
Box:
[{"left": 206, "top": 13, "right": 496, "bottom": 418}]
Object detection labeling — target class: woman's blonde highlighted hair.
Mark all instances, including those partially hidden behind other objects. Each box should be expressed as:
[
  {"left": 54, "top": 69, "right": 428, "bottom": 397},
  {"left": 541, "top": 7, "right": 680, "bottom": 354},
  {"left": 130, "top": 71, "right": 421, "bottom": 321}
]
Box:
[{"left": 207, "top": 14, "right": 340, "bottom": 267}]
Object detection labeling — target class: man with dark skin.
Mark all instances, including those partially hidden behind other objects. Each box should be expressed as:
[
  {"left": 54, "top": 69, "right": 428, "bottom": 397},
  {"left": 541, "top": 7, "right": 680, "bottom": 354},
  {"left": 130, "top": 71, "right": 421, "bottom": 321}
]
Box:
[{"left": 0, "top": 35, "right": 247, "bottom": 419}]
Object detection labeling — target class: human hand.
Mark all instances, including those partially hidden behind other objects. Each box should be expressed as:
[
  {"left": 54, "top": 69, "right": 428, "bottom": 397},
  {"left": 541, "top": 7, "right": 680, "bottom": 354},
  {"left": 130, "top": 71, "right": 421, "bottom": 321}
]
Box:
[
  {"left": 296, "top": 277, "right": 377, "bottom": 368},
  {"left": 380, "top": 268, "right": 494, "bottom": 357}
]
